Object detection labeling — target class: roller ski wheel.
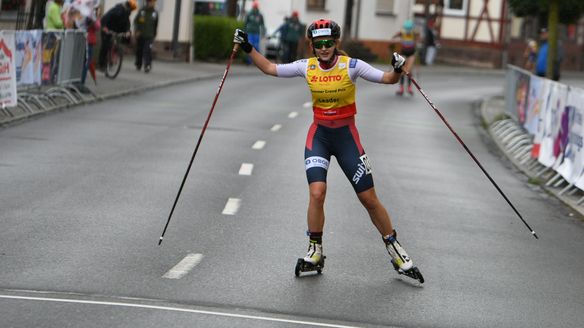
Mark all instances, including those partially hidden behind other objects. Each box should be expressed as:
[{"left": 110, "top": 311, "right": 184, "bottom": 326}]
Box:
[
  {"left": 294, "top": 256, "right": 326, "bottom": 277},
  {"left": 391, "top": 260, "right": 424, "bottom": 283}
]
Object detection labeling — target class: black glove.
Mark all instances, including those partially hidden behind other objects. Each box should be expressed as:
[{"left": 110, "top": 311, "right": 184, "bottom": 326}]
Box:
[
  {"left": 391, "top": 52, "right": 405, "bottom": 73},
  {"left": 233, "top": 29, "right": 253, "bottom": 53}
]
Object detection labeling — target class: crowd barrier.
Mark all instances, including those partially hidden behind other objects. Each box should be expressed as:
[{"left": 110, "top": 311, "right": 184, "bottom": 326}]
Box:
[
  {"left": 497, "top": 65, "right": 584, "bottom": 203},
  {"left": 0, "top": 29, "right": 92, "bottom": 122}
]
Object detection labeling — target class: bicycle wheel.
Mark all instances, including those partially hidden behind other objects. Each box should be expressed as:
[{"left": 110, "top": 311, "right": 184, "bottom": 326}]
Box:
[{"left": 105, "top": 42, "right": 123, "bottom": 79}]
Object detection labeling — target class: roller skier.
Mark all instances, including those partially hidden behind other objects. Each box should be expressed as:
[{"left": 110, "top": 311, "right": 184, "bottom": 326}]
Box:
[{"left": 233, "top": 19, "right": 424, "bottom": 283}]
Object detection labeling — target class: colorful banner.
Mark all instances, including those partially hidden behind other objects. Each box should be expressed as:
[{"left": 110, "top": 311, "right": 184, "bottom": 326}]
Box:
[
  {"left": 0, "top": 31, "right": 17, "bottom": 107},
  {"left": 527, "top": 77, "right": 551, "bottom": 158},
  {"left": 538, "top": 82, "right": 568, "bottom": 168},
  {"left": 41, "top": 32, "right": 62, "bottom": 85},
  {"left": 15, "top": 30, "right": 42, "bottom": 86},
  {"left": 557, "top": 91, "right": 584, "bottom": 184}
]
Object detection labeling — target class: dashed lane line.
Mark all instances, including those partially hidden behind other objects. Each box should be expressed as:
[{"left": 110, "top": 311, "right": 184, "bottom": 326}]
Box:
[
  {"left": 222, "top": 198, "right": 241, "bottom": 215},
  {"left": 288, "top": 111, "right": 299, "bottom": 118},
  {"left": 238, "top": 163, "right": 254, "bottom": 176},
  {"left": 270, "top": 124, "right": 282, "bottom": 132},
  {"left": 162, "top": 254, "right": 204, "bottom": 279},
  {"left": 252, "top": 140, "right": 266, "bottom": 150}
]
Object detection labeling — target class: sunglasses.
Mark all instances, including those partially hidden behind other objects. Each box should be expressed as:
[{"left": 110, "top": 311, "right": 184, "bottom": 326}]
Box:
[{"left": 313, "top": 39, "right": 335, "bottom": 49}]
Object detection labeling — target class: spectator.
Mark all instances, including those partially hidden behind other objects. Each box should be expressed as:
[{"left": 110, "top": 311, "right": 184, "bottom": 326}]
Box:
[
  {"left": 274, "top": 16, "right": 289, "bottom": 62},
  {"left": 98, "top": 0, "right": 137, "bottom": 70},
  {"left": 43, "top": 0, "right": 64, "bottom": 30},
  {"left": 282, "top": 11, "right": 303, "bottom": 63},
  {"left": 535, "top": 28, "right": 563, "bottom": 81},
  {"left": 523, "top": 39, "right": 537, "bottom": 71},
  {"left": 243, "top": 1, "right": 265, "bottom": 63},
  {"left": 71, "top": 0, "right": 101, "bottom": 92},
  {"left": 134, "top": 0, "right": 159, "bottom": 73},
  {"left": 424, "top": 16, "right": 438, "bottom": 66}
]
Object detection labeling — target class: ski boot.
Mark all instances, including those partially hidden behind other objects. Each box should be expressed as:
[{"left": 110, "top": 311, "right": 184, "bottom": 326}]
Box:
[
  {"left": 384, "top": 231, "right": 424, "bottom": 283},
  {"left": 295, "top": 241, "right": 325, "bottom": 277},
  {"left": 407, "top": 84, "right": 414, "bottom": 96}
]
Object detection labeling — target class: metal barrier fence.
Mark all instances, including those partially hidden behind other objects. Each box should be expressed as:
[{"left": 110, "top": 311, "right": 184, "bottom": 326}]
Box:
[
  {"left": 0, "top": 29, "right": 93, "bottom": 123},
  {"left": 494, "top": 65, "right": 584, "bottom": 204}
]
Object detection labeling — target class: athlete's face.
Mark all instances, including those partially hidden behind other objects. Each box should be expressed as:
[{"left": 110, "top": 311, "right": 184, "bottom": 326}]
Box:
[{"left": 312, "top": 37, "right": 338, "bottom": 61}]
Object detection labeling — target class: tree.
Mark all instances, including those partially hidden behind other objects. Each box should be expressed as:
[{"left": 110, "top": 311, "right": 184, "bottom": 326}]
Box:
[
  {"left": 508, "top": 0, "right": 584, "bottom": 24},
  {"left": 509, "top": 0, "right": 584, "bottom": 79}
]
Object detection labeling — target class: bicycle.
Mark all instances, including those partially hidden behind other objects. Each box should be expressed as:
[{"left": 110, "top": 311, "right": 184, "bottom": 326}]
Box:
[{"left": 105, "top": 32, "right": 127, "bottom": 79}]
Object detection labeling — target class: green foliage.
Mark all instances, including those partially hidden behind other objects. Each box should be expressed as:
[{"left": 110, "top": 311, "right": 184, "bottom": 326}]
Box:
[
  {"left": 341, "top": 40, "right": 377, "bottom": 62},
  {"left": 508, "top": 0, "right": 584, "bottom": 24},
  {"left": 193, "top": 15, "right": 243, "bottom": 61}
]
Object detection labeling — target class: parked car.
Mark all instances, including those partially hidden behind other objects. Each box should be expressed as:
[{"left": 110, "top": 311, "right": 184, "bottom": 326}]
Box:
[{"left": 265, "top": 30, "right": 284, "bottom": 61}]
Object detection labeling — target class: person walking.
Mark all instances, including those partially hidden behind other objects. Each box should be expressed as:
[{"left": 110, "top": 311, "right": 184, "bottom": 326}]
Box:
[
  {"left": 243, "top": 1, "right": 265, "bottom": 63},
  {"left": 98, "top": 0, "right": 137, "bottom": 70},
  {"left": 424, "top": 16, "right": 438, "bottom": 66},
  {"left": 134, "top": 0, "right": 159, "bottom": 73},
  {"left": 392, "top": 19, "right": 418, "bottom": 95},
  {"left": 232, "top": 19, "right": 422, "bottom": 280},
  {"left": 282, "top": 11, "right": 303, "bottom": 63}
]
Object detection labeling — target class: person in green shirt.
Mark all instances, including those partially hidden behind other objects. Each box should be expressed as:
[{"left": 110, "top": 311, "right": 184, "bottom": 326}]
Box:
[
  {"left": 44, "top": 0, "right": 64, "bottom": 30},
  {"left": 243, "top": 1, "right": 265, "bottom": 64}
]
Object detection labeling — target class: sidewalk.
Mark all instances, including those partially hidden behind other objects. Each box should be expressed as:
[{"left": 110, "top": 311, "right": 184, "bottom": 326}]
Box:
[{"left": 0, "top": 58, "right": 258, "bottom": 127}]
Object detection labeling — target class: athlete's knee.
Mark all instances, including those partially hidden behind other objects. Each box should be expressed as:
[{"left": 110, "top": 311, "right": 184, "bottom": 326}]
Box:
[
  {"left": 357, "top": 189, "right": 380, "bottom": 210},
  {"left": 309, "top": 183, "right": 327, "bottom": 204}
]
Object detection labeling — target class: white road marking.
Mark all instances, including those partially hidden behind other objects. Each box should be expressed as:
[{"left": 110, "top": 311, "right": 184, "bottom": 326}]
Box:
[
  {"left": 270, "top": 124, "right": 282, "bottom": 132},
  {"left": 302, "top": 101, "right": 312, "bottom": 108},
  {"left": 0, "top": 294, "right": 363, "bottom": 328},
  {"left": 222, "top": 198, "right": 241, "bottom": 215},
  {"left": 162, "top": 253, "right": 204, "bottom": 279},
  {"left": 252, "top": 140, "right": 266, "bottom": 150},
  {"left": 288, "top": 111, "right": 299, "bottom": 118},
  {"left": 238, "top": 163, "right": 254, "bottom": 176}
]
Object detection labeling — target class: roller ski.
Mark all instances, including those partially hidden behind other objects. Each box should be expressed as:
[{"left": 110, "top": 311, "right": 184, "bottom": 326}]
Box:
[
  {"left": 295, "top": 241, "right": 325, "bottom": 277},
  {"left": 384, "top": 231, "right": 424, "bottom": 283}
]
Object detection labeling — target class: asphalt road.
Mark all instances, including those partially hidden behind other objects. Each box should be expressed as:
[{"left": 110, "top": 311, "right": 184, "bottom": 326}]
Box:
[{"left": 1, "top": 67, "right": 583, "bottom": 328}]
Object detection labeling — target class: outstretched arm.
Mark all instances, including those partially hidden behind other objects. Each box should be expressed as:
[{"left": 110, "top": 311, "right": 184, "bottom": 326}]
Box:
[
  {"left": 381, "top": 52, "right": 407, "bottom": 84},
  {"left": 233, "top": 29, "right": 277, "bottom": 76}
]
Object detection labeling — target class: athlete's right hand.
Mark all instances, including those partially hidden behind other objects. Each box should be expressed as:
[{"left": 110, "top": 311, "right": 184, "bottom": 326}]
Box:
[
  {"left": 391, "top": 52, "right": 405, "bottom": 73},
  {"left": 233, "top": 29, "right": 252, "bottom": 53}
]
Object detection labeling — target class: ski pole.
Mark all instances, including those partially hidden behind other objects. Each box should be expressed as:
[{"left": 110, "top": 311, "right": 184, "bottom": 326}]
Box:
[
  {"left": 158, "top": 43, "right": 240, "bottom": 246},
  {"left": 405, "top": 71, "right": 539, "bottom": 239}
]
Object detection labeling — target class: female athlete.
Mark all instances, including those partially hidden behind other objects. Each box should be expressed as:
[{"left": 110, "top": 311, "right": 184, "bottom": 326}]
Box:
[{"left": 233, "top": 19, "right": 421, "bottom": 279}]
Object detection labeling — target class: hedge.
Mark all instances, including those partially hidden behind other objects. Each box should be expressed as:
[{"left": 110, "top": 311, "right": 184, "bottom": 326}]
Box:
[{"left": 193, "top": 15, "right": 244, "bottom": 61}]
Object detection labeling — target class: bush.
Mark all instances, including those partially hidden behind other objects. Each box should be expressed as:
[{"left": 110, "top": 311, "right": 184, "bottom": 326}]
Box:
[
  {"left": 193, "top": 15, "right": 243, "bottom": 61},
  {"left": 341, "top": 40, "right": 377, "bottom": 62}
]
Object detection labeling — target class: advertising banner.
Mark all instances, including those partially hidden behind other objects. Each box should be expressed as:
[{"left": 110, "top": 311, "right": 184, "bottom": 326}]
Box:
[
  {"left": 538, "top": 82, "right": 568, "bottom": 168},
  {"left": 0, "top": 31, "right": 17, "bottom": 107},
  {"left": 41, "top": 32, "right": 62, "bottom": 85},
  {"left": 557, "top": 91, "right": 584, "bottom": 184},
  {"left": 15, "top": 30, "right": 42, "bottom": 86},
  {"left": 528, "top": 77, "right": 551, "bottom": 158}
]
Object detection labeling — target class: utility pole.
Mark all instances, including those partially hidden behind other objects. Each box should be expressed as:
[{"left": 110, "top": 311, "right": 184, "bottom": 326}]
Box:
[
  {"left": 546, "top": 0, "right": 559, "bottom": 80},
  {"left": 172, "top": 0, "right": 182, "bottom": 59},
  {"left": 343, "top": 0, "right": 354, "bottom": 40}
]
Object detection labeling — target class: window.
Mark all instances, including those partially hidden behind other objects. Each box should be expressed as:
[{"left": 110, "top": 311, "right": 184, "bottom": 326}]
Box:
[
  {"left": 444, "top": 0, "right": 467, "bottom": 16},
  {"left": 307, "top": 0, "right": 326, "bottom": 11},
  {"left": 376, "top": 0, "right": 395, "bottom": 15}
]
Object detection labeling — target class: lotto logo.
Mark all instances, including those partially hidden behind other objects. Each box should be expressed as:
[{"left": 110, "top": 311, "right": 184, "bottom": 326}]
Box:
[{"left": 310, "top": 75, "right": 343, "bottom": 83}]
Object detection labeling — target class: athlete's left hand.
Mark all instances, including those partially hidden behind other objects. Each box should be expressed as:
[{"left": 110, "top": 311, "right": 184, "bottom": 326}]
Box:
[{"left": 391, "top": 52, "right": 405, "bottom": 73}]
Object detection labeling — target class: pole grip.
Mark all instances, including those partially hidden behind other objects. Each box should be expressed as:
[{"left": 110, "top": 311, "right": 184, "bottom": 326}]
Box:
[{"left": 232, "top": 43, "right": 240, "bottom": 53}]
